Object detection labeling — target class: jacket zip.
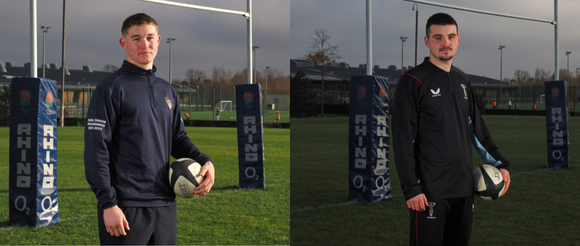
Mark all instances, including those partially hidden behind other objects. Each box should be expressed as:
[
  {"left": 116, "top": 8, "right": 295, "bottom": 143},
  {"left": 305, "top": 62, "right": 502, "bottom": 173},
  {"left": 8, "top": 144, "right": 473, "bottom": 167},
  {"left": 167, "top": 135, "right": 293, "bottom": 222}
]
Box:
[{"left": 147, "top": 70, "right": 157, "bottom": 107}]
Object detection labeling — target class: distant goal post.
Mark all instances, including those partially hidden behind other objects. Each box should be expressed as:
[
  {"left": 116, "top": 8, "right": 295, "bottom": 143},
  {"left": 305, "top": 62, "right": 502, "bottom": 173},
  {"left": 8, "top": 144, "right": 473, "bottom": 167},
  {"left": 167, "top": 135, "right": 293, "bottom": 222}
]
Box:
[{"left": 216, "top": 100, "right": 233, "bottom": 111}]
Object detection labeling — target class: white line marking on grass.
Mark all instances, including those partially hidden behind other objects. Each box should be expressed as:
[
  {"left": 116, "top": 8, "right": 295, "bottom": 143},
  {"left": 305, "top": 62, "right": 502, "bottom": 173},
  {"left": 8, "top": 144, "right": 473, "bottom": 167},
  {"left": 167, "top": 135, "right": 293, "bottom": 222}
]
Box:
[
  {"left": 0, "top": 214, "right": 95, "bottom": 231},
  {"left": 292, "top": 195, "right": 402, "bottom": 213}
]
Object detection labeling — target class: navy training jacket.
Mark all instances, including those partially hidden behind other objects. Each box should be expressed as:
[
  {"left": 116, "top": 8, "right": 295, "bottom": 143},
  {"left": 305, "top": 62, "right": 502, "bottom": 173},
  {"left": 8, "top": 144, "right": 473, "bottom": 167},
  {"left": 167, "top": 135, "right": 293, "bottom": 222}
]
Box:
[
  {"left": 84, "top": 60, "right": 212, "bottom": 210},
  {"left": 392, "top": 57, "right": 509, "bottom": 201}
]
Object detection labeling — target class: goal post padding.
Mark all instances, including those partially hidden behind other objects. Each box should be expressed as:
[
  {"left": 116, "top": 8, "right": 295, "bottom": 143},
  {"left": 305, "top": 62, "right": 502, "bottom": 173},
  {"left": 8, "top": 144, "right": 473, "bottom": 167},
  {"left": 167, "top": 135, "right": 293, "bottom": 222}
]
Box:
[
  {"left": 545, "top": 80, "right": 569, "bottom": 169},
  {"left": 348, "top": 75, "right": 392, "bottom": 202},
  {"left": 235, "top": 84, "right": 265, "bottom": 189},
  {"left": 9, "top": 78, "right": 60, "bottom": 227}
]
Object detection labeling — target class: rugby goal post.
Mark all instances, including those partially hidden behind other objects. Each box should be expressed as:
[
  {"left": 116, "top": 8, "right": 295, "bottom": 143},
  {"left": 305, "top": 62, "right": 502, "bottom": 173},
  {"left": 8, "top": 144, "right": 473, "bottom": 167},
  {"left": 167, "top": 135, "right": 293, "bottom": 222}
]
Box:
[{"left": 216, "top": 100, "right": 233, "bottom": 111}]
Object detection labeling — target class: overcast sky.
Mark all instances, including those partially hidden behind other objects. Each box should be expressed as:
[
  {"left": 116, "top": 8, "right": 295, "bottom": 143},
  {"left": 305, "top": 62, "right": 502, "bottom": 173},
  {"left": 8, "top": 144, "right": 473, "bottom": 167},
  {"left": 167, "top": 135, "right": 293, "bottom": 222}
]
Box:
[
  {"left": 291, "top": 0, "right": 580, "bottom": 81},
  {"left": 0, "top": 0, "right": 289, "bottom": 82}
]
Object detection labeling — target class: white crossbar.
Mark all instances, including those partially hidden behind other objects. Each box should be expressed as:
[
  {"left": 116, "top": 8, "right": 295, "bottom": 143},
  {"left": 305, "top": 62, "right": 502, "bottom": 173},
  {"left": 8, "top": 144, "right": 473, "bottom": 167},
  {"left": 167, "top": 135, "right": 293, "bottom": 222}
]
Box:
[
  {"left": 404, "top": 0, "right": 555, "bottom": 25},
  {"left": 139, "top": 0, "right": 249, "bottom": 17}
]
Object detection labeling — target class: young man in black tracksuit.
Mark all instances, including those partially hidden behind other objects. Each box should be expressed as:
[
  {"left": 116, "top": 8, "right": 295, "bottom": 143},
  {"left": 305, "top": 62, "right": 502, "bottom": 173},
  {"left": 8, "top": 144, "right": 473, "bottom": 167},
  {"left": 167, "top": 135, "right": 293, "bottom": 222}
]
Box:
[
  {"left": 392, "top": 13, "right": 511, "bottom": 246},
  {"left": 84, "top": 13, "right": 215, "bottom": 245}
]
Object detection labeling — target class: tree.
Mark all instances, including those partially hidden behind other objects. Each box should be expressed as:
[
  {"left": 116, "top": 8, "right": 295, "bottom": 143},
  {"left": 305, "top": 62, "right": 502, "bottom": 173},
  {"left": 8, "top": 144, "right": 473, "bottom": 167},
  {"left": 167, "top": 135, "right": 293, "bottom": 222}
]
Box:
[
  {"left": 102, "top": 64, "right": 119, "bottom": 73},
  {"left": 303, "top": 28, "right": 342, "bottom": 117},
  {"left": 534, "top": 68, "right": 551, "bottom": 85},
  {"left": 185, "top": 69, "right": 207, "bottom": 88},
  {"left": 513, "top": 70, "right": 530, "bottom": 86},
  {"left": 290, "top": 70, "right": 317, "bottom": 118},
  {"left": 0, "top": 84, "right": 10, "bottom": 126},
  {"left": 211, "top": 66, "right": 233, "bottom": 89}
]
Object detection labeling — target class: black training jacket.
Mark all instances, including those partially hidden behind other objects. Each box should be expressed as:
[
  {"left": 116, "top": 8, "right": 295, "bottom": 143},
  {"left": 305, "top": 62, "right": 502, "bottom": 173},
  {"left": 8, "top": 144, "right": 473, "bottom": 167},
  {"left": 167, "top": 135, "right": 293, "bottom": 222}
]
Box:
[
  {"left": 84, "top": 60, "right": 212, "bottom": 210},
  {"left": 392, "top": 57, "right": 509, "bottom": 201}
]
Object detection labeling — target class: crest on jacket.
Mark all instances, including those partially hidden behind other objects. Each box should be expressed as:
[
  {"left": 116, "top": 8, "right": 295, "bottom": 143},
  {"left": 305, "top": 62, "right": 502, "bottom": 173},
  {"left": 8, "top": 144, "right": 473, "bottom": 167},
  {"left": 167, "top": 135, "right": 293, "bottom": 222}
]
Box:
[
  {"left": 165, "top": 94, "right": 173, "bottom": 110},
  {"left": 460, "top": 84, "right": 468, "bottom": 99},
  {"left": 430, "top": 88, "right": 441, "bottom": 97}
]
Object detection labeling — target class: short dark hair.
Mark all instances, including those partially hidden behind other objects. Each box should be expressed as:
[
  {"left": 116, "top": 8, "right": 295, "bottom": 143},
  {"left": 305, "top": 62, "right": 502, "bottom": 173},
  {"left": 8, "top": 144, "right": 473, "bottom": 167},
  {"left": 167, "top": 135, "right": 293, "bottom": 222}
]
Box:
[
  {"left": 121, "top": 13, "right": 158, "bottom": 37},
  {"left": 426, "top": 13, "right": 458, "bottom": 37}
]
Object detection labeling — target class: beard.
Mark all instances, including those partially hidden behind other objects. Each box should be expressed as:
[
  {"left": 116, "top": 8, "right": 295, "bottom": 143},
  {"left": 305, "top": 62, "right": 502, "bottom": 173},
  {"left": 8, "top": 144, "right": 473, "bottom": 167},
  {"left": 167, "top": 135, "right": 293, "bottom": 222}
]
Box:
[{"left": 430, "top": 49, "right": 455, "bottom": 62}]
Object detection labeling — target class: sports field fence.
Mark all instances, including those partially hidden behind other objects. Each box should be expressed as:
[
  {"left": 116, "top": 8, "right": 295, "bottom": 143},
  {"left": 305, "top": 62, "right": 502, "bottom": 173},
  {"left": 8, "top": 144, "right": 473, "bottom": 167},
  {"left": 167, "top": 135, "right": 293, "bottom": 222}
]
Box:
[{"left": 51, "top": 85, "right": 289, "bottom": 119}]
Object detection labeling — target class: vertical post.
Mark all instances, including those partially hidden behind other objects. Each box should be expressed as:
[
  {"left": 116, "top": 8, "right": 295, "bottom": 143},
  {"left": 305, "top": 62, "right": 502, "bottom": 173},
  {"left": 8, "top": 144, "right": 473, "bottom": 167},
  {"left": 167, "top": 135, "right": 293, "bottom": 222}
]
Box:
[
  {"left": 60, "top": 0, "right": 66, "bottom": 127},
  {"left": 236, "top": 84, "right": 265, "bottom": 189},
  {"left": 9, "top": 78, "right": 60, "bottom": 227},
  {"left": 247, "top": 0, "right": 253, "bottom": 84},
  {"left": 349, "top": 75, "right": 392, "bottom": 202},
  {"left": 30, "top": 0, "right": 38, "bottom": 78},
  {"left": 554, "top": 0, "right": 559, "bottom": 80},
  {"left": 545, "top": 80, "right": 569, "bottom": 169},
  {"left": 366, "top": 0, "right": 372, "bottom": 75}
]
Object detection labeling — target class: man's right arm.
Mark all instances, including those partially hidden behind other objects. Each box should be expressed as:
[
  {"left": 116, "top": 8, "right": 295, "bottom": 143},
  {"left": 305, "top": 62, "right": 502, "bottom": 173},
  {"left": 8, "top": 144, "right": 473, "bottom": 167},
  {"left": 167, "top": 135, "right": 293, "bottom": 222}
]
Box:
[
  {"left": 84, "top": 83, "right": 118, "bottom": 210},
  {"left": 392, "top": 74, "right": 424, "bottom": 203}
]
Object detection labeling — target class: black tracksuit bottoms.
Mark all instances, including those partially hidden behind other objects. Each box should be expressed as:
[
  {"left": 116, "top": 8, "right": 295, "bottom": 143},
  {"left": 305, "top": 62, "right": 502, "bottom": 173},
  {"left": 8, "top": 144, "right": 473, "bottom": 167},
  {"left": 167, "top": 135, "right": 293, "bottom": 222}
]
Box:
[
  {"left": 409, "top": 196, "right": 474, "bottom": 246},
  {"left": 98, "top": 204, "right": 177, "bottom": 245}
]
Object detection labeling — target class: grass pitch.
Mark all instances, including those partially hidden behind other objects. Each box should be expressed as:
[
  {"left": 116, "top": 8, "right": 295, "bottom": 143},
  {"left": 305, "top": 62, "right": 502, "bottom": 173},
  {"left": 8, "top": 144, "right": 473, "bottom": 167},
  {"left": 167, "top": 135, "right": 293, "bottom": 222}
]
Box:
[
  {"left": 291, "top": 115, "right": 580, "bottom": 245},
  {"left": 0, "top": 126, "right": 289, "bottom": 245}
]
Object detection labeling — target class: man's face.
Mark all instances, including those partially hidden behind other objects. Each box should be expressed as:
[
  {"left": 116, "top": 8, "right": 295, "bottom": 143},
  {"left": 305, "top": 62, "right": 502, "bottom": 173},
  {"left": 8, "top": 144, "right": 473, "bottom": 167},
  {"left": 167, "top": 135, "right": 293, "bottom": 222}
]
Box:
[
  {"left": 120, "top": 24, "right": 160, "bottom": 70},
  {"left": 424, "top": 24, "right": 459, "bottom": 62}
]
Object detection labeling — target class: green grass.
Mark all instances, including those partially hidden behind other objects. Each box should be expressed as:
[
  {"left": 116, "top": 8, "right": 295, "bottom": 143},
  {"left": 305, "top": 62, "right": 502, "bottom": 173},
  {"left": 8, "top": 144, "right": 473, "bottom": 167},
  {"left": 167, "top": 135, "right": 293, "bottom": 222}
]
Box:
[
  {"left": 291, "top": 115, "right": 580, "bottom": 245},
  {"left": 0, "top": 126, "right": 289, "bottom": 245}
]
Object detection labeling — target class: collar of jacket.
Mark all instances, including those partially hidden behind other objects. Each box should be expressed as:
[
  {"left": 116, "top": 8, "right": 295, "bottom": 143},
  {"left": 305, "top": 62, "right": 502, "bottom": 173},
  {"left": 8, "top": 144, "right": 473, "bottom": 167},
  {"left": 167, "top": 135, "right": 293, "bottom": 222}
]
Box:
[
  {"left": 120, "top": 60, "right": 157, "bottom": 79},
  {"left": 420, "top": 57, "right": 458, "bottom": 74}
]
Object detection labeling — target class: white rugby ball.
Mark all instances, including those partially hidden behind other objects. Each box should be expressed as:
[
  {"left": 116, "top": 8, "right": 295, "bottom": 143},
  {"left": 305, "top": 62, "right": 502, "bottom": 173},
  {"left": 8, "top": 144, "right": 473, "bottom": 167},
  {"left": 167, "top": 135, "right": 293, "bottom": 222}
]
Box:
[
  {"left": 169, "top": 158, "right": 205, "bottom": 198},
  {"left": 473, "top": 164, "right": 505, "bottom": 200}
]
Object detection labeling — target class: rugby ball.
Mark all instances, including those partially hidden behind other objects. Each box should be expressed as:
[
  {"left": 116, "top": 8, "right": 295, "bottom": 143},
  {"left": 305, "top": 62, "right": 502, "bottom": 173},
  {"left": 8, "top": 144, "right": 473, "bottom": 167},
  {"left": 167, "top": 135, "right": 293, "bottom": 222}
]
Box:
[
  {"left": 169, "top": 158, "right": 205, "bottom": 198},
  {"left": 473, "top": 164, "right": 505, "bottom": 200}
]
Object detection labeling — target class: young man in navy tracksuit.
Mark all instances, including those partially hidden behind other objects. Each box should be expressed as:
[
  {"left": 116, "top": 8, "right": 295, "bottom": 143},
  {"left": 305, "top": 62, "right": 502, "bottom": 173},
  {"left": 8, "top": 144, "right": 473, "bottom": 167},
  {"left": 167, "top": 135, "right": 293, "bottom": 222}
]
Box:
[
  {"left": 392, "top": 13, "right": 511, "bottom": 246},
  {"left": 84, "top": 13, "right": 215, "bottom": 245}
]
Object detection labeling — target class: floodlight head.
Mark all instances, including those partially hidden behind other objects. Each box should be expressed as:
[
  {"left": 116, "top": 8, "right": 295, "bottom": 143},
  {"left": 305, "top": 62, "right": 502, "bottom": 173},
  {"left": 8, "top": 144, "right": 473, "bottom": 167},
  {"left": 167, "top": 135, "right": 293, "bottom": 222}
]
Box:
[
  {"left": 566, "top": 51, "right": 572, "bottom": 55},
  {"left": 400, "top": 37, "right": 408, "bottom": 42},
  {"left": 498, "top": 45, "right": 506, "bottom": 50},
  {"left": 252, "top": 46, "right": 259, "bottom": 50},
  {"left": 166, "top": 38, "right": 176, "bottom": 43}
]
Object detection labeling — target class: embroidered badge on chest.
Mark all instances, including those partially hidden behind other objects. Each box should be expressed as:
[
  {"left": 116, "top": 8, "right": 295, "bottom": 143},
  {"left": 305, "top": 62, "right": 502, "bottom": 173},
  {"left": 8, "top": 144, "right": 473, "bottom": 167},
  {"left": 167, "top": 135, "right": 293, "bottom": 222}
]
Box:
[
  {"left": 460, "top": 84, "right": 468, "bottom": 100},
  {"left": 430, "top": 88, "right": 441, "bottom": 97},
  {"left": 165, "top": 94, "right": 173, "bottom": 109}
]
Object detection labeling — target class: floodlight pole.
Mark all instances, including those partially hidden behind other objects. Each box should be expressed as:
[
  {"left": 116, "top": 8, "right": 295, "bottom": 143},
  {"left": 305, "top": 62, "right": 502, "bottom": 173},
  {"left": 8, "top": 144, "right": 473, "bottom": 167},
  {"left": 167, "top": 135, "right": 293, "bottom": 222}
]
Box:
[
  {"left": 30, "top": 0, "right": 38, "bottom": 77},
  {"left": 41, "top": 26, "right": 50, "bottom": 78},
  {"left": 499, "top": 45, "right": 505, "bottom": 104},
  {"left": 401, "top": 37, "right": 407, "bottom": 77},
  {"left": 167, "top": 38, "right": 176, "bottom": 83},
  {"left": 412, "top": 3, "right": 418, "bottom": 67},
  {"left": 404, "top": 0, "right": 558, "bottom": 80},
  {"left": 139, "top": 0, "right": 253, "bottom": 84},
  {"left": 566, "top": 51, "right": 571, "bottom": 82},
  {"left": 366, "top": 0, "right": 372, "bottom": 75}
]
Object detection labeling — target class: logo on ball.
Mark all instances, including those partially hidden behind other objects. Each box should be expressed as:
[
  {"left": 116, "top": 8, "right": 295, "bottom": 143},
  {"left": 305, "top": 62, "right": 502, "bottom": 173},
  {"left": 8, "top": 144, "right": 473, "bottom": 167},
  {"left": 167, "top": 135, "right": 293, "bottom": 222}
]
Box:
[
  {"left": 473, "top": 164, "right": 505, "bottom": 200},
  {"left": 169, "top": 158, "right": 205, "bottom": 199}
]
